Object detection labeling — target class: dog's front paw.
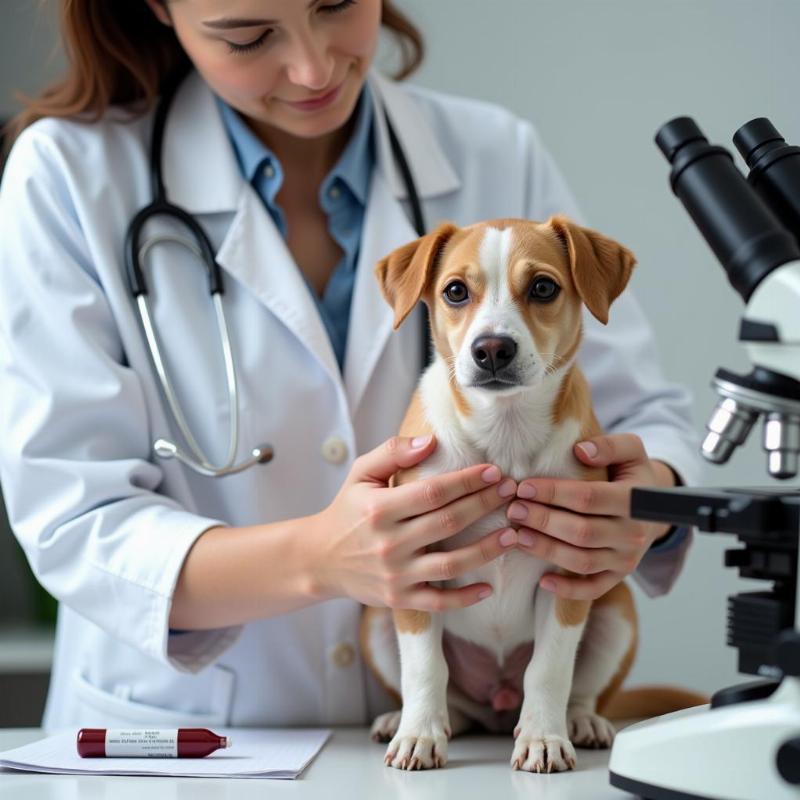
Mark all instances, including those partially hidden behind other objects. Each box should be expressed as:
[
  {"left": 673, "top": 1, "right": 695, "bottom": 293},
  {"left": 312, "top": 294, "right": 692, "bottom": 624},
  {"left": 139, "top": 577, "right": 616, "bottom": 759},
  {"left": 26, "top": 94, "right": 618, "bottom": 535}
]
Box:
[
  {"left": 510, "top": 727, "right": 577, "bottom": 773},
  {"left": 567, "top": 706, "right": 616, "bottom": 748},
  {"left": 384, "top": 715, "right": 450, "bottom": 770},
  {"left": 370, "top": 710, "right": 402, "bottom": 743}
]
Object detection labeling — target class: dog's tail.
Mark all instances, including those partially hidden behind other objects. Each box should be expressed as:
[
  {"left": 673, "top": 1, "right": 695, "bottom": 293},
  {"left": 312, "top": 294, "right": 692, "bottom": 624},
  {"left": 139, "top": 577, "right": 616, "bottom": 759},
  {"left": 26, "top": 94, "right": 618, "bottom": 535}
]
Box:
[{"left": 599, "top": 685, "right": 709, "bottom": 721}]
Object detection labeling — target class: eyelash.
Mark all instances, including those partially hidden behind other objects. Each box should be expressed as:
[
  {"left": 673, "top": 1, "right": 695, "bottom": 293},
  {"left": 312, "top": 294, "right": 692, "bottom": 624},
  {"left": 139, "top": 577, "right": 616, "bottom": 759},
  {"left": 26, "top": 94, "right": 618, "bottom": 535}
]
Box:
[
  {"left": 226, "top": 33, "right": 271, "bottom": 54},
  {"left": 226, "top": 0, "right": 357, "bottom": 55}
]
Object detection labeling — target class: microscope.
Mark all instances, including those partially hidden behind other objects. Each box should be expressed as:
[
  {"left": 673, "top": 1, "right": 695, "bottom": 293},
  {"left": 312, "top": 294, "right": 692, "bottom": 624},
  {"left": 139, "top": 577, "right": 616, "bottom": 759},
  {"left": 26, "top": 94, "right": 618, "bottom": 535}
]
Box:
[{"left": 607, "top": 118, "right": 800, "bottom": 800}]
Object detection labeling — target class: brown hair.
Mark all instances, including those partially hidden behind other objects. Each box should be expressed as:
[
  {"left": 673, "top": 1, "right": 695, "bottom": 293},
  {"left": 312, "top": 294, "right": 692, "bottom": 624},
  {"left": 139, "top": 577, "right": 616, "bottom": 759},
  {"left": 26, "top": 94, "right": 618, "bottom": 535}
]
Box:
[{"left": 5, "top": 0, "right": 424, "bottom": 147}]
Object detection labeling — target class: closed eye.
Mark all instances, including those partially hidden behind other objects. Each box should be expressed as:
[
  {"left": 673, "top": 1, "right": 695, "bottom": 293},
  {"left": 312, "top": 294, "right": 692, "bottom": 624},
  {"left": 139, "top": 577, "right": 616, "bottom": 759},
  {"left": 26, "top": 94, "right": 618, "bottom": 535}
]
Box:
[
  {"left": 226, "top": 30, "right": 272, "bottom": 54},
  {"left": 224, "top": 0, "right": 356, "bottom": 54}
]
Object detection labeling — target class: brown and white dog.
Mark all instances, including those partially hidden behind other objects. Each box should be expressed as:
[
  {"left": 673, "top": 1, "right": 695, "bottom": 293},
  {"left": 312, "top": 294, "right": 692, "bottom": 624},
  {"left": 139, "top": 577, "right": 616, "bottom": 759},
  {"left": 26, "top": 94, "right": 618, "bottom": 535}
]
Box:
[{"left": 359, "top": 215, "right": 700, "bottom": 772}]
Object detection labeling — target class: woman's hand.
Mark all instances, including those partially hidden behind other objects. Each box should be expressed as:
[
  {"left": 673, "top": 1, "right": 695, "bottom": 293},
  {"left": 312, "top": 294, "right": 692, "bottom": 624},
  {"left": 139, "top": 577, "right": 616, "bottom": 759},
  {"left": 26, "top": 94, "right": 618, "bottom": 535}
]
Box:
[
  {"left": 507, "top": 433, "right": 678, "bottom": 600},
  {"left": 309, "top": 434, "right": 518, "bottom": 611}
]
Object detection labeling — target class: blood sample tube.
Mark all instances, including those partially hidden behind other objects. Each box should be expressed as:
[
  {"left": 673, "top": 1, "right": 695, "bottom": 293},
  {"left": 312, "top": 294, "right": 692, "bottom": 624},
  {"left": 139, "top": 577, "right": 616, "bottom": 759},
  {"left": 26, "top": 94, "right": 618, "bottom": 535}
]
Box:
[{"left": 76, "top": 728, "right": 231, "bottom": 758}]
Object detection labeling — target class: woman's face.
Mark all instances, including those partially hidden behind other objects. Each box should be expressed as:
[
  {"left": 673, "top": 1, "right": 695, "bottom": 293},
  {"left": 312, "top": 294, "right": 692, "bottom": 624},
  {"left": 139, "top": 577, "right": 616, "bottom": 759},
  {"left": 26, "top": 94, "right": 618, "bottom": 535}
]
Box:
[{"left": 147, "top": 0, "right": 382, "bottom": 141}]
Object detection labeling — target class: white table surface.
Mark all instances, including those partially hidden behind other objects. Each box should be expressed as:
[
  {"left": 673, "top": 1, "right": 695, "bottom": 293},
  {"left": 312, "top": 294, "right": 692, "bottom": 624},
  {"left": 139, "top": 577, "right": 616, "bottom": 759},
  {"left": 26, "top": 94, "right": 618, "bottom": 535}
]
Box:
[{"left": 0, "top": 726, "right": 639, "bottom": 799}]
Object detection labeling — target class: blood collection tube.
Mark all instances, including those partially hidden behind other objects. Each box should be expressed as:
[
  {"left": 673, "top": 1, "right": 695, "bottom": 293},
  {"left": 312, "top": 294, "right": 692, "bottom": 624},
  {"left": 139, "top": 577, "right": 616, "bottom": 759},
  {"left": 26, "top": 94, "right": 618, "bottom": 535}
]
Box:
[{"left": 76, "top": 728, "right": 231, "bottom": 758}]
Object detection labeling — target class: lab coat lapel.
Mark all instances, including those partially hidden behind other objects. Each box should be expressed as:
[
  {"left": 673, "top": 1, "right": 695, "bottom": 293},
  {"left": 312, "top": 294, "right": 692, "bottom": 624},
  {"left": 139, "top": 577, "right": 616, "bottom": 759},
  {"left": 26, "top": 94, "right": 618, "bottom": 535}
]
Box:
[
  {"left": 162, "top": 71, "right": 241, "bottom": 214},
  {"left": 160, "top": 69, "right": 465, "bottom": 405},
  {"left": 344, "top": 71, "right": 461, "bottom": 415},
  {"left": 214, "top": 187, "right": 341, "bottom": 386},
  {"left": 344, "top": 170, "right": 419, "bottom": 414},
  {"left": 366, "top": 71, "right": 461, "bottom": 201},
  {"left": 163, "top": 71, "right": 341, "bottom": 387}
]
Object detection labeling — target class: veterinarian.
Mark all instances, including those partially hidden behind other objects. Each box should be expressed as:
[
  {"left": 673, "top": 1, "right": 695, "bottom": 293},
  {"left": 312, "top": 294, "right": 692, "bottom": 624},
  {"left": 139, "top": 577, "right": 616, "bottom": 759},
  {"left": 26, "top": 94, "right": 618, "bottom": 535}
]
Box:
[{"left": 0, "top": 0, "right": 703, "bottom": 729}]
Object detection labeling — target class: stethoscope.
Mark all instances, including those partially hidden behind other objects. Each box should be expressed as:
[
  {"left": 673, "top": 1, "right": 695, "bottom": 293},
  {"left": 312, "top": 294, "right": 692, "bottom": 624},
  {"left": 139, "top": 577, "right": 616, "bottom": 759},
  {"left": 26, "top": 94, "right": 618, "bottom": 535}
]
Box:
[{"left": 124, "top": 70, "right": 429, "bottom": 478}]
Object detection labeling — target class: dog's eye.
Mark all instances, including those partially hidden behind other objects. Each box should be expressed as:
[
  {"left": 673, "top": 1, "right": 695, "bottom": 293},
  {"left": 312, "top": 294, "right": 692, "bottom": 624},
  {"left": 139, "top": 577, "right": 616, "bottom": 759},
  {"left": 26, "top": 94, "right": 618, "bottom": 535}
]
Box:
[
  {"left": 529, "top": 277, "right": 560, "bottom": 303},
  {"left": 443, "top": 280, "right": 469, "bottom": 305}
]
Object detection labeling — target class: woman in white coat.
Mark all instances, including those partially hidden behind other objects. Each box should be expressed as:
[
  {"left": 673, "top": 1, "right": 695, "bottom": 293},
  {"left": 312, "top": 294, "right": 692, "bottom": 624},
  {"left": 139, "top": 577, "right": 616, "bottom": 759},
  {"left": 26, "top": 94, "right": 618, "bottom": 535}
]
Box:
[{"left": 0, "top": 0, "right": 702, "bottom": 730}]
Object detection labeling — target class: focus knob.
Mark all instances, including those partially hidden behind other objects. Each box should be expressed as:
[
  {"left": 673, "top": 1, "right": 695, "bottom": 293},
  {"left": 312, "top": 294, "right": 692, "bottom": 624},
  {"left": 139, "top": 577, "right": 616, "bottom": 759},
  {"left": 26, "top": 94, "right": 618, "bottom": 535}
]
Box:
[{"left": 777, "top": 737, "right": 800, "bottom": 784}]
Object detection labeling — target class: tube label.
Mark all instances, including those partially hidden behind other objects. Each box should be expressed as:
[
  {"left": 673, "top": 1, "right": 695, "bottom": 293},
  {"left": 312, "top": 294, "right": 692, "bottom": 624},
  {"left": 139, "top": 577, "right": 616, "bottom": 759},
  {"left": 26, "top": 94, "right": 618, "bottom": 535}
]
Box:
[{"left": 105, "top": 729, "right": 178, "bottom": 757}]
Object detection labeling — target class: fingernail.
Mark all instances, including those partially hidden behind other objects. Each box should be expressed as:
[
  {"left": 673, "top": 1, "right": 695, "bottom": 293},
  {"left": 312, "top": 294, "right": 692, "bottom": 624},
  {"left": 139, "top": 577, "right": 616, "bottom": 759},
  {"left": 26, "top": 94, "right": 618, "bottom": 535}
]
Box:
[
  {"left": 411, "top": 434, "right": 432, "bottom": 448},
  {"left": 519, "top": 531, "right": 536, "bottom": 547},
  {"left": 540, "top": 578, "right": 557, "bottom": 592},
  {"left": 577, "top": 441, "right": 598, "bottom": 458},
  {"left": 499, "top": 528, "right": 516, "bottom": 547},
  {"left": 478, "top": 588, "right": 492, "bottom": 599},
  {"left": 517, "top": 483, "right": 536, "bottom": 499},
  {"left": 481, "top": 465, "right": 501, "bottom": 483},
  {"left": 507, "top": 502, "right": 527, "bottom": 521},
  {"left": 497, "top": 479, "right": 516, "bottom": 498}
]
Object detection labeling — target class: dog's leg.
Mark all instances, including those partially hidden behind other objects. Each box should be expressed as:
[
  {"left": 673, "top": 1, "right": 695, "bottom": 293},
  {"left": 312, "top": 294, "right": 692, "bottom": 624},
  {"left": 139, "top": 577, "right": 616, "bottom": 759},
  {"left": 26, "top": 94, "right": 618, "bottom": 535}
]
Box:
[
  {"left": 384, "top": 611, "right": 450, "bottom": 770},
  {"left": 373, "top": 696, "right": 473, "bottom": 743},
  {"left": 510, "top": 589, "right": 588, "bottom": 772},
  {"left": 567, "top": 581, "right": 637, "bottom": 748}
]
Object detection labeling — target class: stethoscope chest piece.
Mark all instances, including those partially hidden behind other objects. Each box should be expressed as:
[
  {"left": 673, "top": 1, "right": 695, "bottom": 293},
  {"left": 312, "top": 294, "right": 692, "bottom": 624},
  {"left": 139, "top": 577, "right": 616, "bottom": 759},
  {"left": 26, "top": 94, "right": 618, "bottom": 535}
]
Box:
[
  {"left": 154, "top": 439, "right": 274, "bottom": 478},
  {"left": 125, "top": 70, "right": 275, "bottom": 478}
]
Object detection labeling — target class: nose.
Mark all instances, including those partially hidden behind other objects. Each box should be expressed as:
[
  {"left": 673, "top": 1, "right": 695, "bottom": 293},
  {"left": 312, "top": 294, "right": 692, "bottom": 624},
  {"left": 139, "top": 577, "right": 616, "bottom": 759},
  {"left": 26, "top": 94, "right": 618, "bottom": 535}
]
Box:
[
  {"left": 285, "top": 32, "right": 334, "bottom": 91},
  {"left": 471, "top": 335, "right": 517, "bottom": 374}
]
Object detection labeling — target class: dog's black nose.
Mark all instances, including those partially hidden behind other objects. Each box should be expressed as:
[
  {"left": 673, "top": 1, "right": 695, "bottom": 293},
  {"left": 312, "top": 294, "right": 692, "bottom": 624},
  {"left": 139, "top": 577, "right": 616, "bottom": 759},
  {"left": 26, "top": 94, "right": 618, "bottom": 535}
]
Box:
[{"left": 471, "top": 335, "right": 517, "bottom": 374}]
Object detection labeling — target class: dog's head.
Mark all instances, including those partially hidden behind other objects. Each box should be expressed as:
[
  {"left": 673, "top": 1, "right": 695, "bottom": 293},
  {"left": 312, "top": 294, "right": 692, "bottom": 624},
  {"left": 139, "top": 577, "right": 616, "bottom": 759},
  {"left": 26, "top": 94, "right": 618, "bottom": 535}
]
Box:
[{"left": 375, "top": 216, "right": 636, "bottom": 396}]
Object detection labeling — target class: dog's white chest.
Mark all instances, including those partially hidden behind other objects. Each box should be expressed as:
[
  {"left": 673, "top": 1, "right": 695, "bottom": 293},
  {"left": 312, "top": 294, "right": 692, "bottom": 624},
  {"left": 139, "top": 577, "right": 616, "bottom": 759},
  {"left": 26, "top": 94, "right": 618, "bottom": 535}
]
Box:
[{"left": 415, "top": 409, "right": 583, "bottom": 662}]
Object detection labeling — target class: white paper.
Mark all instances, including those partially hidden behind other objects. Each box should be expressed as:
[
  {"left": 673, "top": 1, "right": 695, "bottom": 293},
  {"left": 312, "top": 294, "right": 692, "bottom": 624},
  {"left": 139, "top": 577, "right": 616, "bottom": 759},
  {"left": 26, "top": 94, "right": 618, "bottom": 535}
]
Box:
[{"left": 0, "top": 728, "right": 332, "bottom": 779}]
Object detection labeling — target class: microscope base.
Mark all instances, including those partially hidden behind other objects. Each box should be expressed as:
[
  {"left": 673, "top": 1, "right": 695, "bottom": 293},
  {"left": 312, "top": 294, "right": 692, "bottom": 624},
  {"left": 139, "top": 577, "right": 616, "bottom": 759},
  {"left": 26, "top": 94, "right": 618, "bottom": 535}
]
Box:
[{"left": 608, "top": 676, "right": 800, "bottom": 800}]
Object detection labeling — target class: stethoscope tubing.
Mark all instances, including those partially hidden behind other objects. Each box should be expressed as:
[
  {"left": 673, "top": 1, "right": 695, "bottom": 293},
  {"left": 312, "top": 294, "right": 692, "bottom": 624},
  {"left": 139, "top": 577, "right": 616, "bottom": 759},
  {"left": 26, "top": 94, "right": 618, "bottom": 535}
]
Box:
[{"left": 127, "top": 69, "right": 427, "bottom": 477}]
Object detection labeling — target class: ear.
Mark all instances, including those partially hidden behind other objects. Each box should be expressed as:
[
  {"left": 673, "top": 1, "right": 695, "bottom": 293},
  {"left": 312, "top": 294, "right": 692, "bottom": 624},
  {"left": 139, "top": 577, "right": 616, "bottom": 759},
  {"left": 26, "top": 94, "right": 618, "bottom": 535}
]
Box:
[
  {"left": 546, "top": 214, "right": 637, "bottom": 324},
  {"left": 143, "top": 0, "right": 173, "bottom": 26},
  {"left": 375, "top": 222, "right": 458, "bottom": 329}
]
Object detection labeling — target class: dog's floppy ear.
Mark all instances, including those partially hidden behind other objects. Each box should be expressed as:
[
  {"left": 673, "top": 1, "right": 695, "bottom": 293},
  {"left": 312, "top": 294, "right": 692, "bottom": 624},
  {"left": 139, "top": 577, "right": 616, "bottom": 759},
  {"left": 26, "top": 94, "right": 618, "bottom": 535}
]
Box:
[
  {"left": 375, "top": 222, "right": 458, "bottom": 329},
  {"left": 546, "top": 214, "right": 636, "bottom": 324}
]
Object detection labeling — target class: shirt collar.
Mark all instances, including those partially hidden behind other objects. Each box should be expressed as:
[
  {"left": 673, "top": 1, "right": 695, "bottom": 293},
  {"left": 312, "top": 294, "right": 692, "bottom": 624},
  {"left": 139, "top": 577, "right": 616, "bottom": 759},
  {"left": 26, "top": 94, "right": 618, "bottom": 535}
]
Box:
[
  {"left": 161, "top": 69, "right": 460, "bottom": 215},
  {"left": 322, "top": 83, "right": 374, "bottom": 206},
  {"left": 215, "top": 84, "right": 374, "bottom": 206}
]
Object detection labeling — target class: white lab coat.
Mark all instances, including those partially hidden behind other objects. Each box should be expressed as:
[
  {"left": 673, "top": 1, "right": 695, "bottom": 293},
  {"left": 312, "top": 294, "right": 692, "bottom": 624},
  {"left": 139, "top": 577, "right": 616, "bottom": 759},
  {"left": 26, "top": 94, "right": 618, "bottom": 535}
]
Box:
[{"left": 0, "top": 69, "right": 703, "bottom": 730}]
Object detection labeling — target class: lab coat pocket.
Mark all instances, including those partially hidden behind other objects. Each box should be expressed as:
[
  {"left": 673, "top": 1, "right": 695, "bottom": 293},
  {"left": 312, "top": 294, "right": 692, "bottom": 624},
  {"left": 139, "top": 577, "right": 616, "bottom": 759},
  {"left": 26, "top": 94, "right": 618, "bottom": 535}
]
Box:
[{"left": 72, "top": 665, "right": 235, "bottom": 727}]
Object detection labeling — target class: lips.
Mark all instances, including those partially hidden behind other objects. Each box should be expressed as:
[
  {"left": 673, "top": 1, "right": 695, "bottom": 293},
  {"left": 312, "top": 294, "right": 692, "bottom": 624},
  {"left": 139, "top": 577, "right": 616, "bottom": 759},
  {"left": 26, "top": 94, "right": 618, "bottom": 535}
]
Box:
[
  {"left": 285, "top": 81, "right": 344, "bottom": 112},
  {"left": 474, "top": 379, "right": 518, "bottom": 391}
]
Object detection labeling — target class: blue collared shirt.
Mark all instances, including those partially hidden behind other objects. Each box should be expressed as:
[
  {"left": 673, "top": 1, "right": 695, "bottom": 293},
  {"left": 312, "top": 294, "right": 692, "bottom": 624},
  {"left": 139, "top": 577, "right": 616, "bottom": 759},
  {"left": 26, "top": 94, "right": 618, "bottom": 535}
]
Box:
[{"left": 216, "top": 87, "right": 375, "bottom": 370}]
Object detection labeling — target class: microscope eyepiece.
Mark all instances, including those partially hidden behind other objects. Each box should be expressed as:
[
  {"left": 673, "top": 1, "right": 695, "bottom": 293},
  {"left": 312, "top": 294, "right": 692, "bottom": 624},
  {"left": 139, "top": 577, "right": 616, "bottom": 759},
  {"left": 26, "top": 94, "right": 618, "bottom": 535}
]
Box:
[
  {"left": 655, "top": 116, "right": 706, "bottom": 162},
  {"left": 655, "top": 116, "right": 800, "bottom": 302},
  {"left": 733, "top": 118, "right": 785, "bottom": 165},
  {"left": 734, "top": 118, "right": 800, "bottom": 245}
]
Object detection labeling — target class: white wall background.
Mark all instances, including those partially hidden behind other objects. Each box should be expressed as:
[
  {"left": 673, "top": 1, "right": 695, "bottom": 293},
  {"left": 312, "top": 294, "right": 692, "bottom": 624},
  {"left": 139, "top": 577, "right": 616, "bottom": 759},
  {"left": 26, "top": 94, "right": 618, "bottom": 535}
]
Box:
[{"left": 3, "top": 0, "right": 799, "bottom": 697}]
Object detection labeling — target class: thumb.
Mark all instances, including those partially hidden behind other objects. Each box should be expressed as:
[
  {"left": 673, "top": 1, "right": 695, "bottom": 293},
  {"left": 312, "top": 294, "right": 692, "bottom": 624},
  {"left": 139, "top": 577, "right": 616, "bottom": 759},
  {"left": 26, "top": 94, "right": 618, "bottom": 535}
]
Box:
[
  {"left": 574, "top": 433, "right": 648, "bottom": 468},
  {"left": 353, "top": 434, "right": 437, "bottom": 486}
]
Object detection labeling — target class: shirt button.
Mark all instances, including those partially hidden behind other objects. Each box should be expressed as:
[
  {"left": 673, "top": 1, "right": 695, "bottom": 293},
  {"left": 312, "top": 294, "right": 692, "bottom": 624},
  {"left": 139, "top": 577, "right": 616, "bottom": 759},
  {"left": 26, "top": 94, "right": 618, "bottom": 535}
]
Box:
[
  {"left": 321, "top": 437, "right": 348, "bottom": 464},
  {"left": 329, "top": 642, "right": 355, "bottom": 669},
  {"left": 263, "top": 164, "right": 275, "bottom": 178},
  {"left": 328, "top": 185, "right": 341, "bottom": 200}
]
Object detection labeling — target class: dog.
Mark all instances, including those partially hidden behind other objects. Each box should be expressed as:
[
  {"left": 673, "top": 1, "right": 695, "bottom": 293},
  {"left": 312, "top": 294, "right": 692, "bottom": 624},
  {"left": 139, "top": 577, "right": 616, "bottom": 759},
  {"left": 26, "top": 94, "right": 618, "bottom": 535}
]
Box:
[{"left": 359, "top": 215, "right": 699, "bottom": 772}]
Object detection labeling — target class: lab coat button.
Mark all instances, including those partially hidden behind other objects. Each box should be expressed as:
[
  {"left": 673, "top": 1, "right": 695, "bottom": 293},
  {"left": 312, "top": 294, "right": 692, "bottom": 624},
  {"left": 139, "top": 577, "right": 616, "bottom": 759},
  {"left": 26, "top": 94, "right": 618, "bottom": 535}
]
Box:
[
  {"left": 263, "top": 164, "right": 275, "bottom": 178},
  {"left": 330, "top": 642, "right": 355, "bottom": 668},
  {"left": 322, "top": 437, "right": 348, "bottom": 464}
]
